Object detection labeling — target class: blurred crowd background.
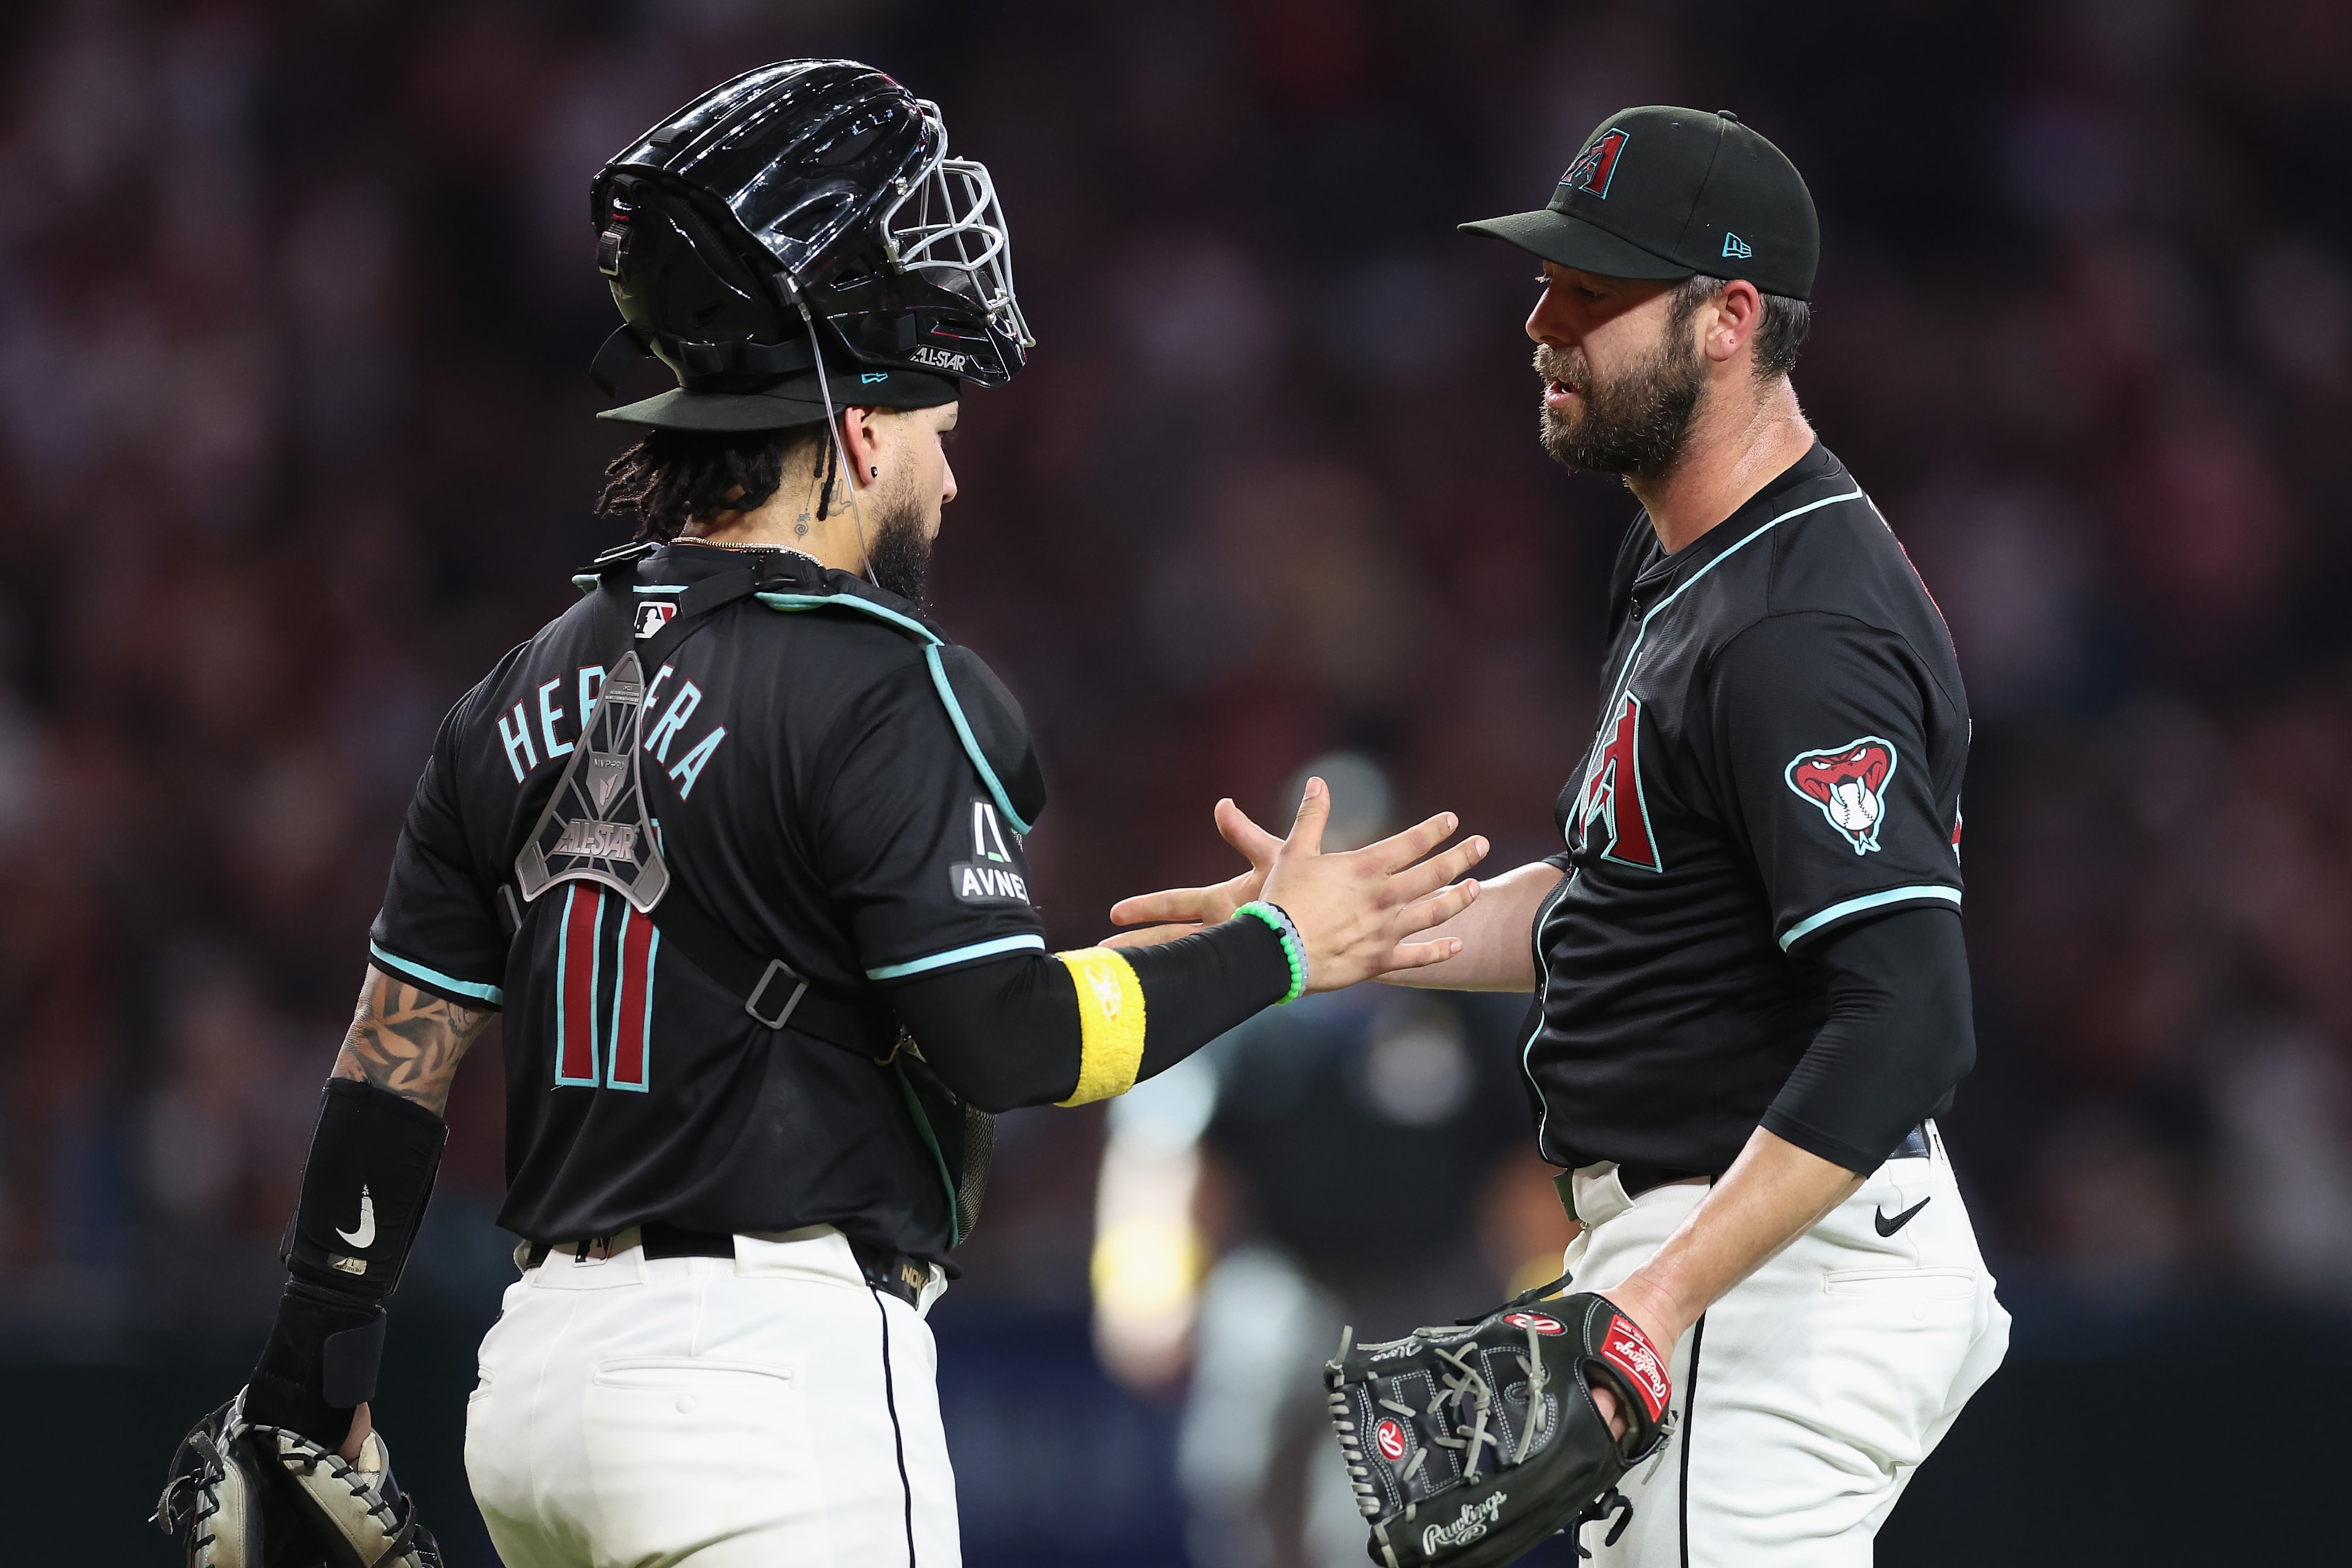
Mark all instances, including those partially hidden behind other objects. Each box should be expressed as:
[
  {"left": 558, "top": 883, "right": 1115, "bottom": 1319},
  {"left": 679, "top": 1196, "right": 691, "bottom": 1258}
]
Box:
[{"left": 3, "top": 0, "right": 2350, "bottom": 1563}]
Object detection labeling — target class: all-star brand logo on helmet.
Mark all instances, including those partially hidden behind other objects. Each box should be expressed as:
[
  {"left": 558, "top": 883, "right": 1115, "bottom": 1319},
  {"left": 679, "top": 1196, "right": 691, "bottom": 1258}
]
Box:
[
  {"left": 1559, "top": 126, "right": 1630, "bottom": 200},
  {"left": 909, "top": 344, "right": 970, "bottom": 372},
  {"left": 1373, "top": 1417, "right": 1409, "bottom": 1463},
  {"left": 1502, "top": 1311, "right": 1566, "bottom": 1336},
  {"left": 1783, "top": 737, "right": 1900, "bottom": 855}
]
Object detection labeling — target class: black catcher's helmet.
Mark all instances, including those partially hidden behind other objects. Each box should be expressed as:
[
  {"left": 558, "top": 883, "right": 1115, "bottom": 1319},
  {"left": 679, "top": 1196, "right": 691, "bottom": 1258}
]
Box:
[{"left": 589, "top": 60, "right": 1031, "bottom": 430}]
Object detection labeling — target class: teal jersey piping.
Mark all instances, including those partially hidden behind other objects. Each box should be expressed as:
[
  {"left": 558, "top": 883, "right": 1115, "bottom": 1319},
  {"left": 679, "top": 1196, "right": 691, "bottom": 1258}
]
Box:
[
  {"left": 923, "top": 644, "right": 1034, "bottom": 834},
  {"left": 369, "top": 941, "right": 505, "bottom": 1006},
  {"left": 1590, "top": 488, "right": 1867, "bottom": 747},
  {"left": 1519, "top": 871, "right": 1576, "bottom": 1156},
  {"left": 1779, "top": 884, "right": 1961, "bottom": 950},
  {"left": 754, "top": 591, "right": 942, "bottom": 645},
  {"left": 866, "top": 933, "right": 1045, "bottom": 981}
]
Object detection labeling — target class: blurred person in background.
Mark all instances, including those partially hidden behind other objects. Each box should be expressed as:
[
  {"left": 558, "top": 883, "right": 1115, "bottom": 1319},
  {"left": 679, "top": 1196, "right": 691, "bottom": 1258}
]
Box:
[
  {"left": 1095, "top": 755, "right": 1567, "bottom": 1568},
  {"left": 1115, "top": 107, "right": 2009, "bottom": 1564}
]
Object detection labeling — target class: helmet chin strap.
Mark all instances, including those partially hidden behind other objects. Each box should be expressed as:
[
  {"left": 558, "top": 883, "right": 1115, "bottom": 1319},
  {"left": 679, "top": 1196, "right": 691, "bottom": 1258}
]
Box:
[{"left": 799, "top": 302, "right": 879, "bottom": 590}]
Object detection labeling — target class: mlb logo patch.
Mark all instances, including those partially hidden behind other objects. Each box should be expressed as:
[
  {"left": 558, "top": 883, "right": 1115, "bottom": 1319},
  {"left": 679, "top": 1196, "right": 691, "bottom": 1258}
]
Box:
[{"left": 634, "top": 600, "right": 679, "bottom": 638}]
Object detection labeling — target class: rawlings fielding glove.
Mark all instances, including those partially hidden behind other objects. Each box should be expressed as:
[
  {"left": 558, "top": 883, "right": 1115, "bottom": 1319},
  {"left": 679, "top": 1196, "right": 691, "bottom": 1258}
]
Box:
[
  {"left": 1324, "top": 1282, "right": 1672, "bottom": 1568},
  {"left": 153, "top": 1394, "right": 441, "bottom": 1568}
]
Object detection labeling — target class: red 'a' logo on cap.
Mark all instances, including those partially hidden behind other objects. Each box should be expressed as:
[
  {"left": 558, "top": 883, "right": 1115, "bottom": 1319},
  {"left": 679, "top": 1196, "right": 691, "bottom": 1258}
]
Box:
[{"left": 1561, "top": 128, "right": 1630, "bottom": 199}]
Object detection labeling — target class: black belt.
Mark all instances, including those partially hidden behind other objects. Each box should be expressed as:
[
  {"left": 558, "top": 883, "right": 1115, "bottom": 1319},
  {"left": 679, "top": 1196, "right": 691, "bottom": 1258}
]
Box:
[
  {"left": 1561, "top": 1122, "right": 1934, "bottom": 1214},
  {"left": 523, "top": 1222, "right": 932, "bottom": 1309}
]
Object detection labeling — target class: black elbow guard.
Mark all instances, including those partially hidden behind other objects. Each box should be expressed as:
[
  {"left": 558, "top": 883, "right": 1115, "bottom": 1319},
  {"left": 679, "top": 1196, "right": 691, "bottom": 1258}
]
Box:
[
  {"left": 247, "top": 1080, "right": 446, "bottom": 1445},
  {"left": 283, "top": 1079, "right": 447, "bottom": 1301}
]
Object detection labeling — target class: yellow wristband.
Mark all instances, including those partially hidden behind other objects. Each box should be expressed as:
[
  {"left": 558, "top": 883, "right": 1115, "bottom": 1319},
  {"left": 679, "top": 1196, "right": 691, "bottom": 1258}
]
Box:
[{"left": 1055, "top": 947, "right": 1148, "bottom": 1106}]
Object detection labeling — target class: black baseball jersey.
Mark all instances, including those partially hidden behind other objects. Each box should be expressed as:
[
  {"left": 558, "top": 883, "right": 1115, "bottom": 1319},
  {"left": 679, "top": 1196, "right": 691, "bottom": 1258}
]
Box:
[
  {"left": 1528, "top": 442, "right": 1967, "bottom": 1177},
  {"left": 367, "top": 543, "right": 1045, "bottom": 1257}
]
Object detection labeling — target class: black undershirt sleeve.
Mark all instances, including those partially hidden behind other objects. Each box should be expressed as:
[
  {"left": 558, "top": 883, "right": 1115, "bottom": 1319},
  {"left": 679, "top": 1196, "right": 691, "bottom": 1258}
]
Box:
[
  {"left": 886, "top": 916, "right": 1292, "bottom": 1113},
  {"left": 1760, "top": 905, "right": 1974, "bottom": 1173},
  {"left": 1119, "top": 919, "right": 1295, "bottom": 1079},
  {"left": 888, "top": 949, "right": 1082, "bottom": 1111}
]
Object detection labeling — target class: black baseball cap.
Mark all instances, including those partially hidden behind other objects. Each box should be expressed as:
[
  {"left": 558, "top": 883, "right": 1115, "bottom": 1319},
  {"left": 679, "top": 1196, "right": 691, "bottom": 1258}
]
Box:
[{"left": 1461, "top": 106, "right": 1818, "bottom": 301}]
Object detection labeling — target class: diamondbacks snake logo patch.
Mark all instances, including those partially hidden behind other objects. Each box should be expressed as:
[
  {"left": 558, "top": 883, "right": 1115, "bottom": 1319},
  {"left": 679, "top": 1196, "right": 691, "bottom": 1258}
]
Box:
[{"left": 1784, "top": 737, "right": 1899, "bottom": 855}]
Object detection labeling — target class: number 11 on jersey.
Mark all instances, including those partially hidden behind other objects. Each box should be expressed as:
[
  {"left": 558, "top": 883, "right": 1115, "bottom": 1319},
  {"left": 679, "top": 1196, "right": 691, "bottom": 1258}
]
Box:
[{"left": 553, "top": 884, "right": 658, "bottom": 1092}]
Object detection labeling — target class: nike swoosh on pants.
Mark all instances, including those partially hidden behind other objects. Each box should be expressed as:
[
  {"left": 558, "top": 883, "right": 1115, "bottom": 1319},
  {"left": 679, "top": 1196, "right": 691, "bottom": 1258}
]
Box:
[{"left": 1873, "top": 1196, "right": 1930, "bottom": 1236}]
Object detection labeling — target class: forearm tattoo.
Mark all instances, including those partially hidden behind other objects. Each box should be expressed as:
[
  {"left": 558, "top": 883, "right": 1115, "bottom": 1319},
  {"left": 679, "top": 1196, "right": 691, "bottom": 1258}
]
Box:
[{"left": 332, "top": 965, "right": 494, "bottom": 1115}]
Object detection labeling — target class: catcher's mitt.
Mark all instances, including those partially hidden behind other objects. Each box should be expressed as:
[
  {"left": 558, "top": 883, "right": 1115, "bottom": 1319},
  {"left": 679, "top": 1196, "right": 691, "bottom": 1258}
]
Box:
[
  {"left": 153, "top": 1395, "right": 441, "bottom": 1568},
  {"left": 1325, "top": 1282, "right": 1672, "bottom": 1568}
]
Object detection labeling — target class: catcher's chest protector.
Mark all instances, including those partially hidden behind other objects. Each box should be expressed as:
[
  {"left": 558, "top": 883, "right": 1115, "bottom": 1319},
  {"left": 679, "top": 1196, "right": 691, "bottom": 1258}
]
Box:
[{"left": 512, "top": 547, "right": 1045, "bottom": 1247}]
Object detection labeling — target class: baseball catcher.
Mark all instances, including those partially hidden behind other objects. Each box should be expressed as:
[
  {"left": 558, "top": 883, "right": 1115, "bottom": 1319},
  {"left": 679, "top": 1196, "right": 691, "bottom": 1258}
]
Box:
[
  {"left": 1326, "top": 1282, "right": 1670, "bottom": 1567},
  {"left": 150, "top": 57, "right": 1486, "bottom": 1568}
]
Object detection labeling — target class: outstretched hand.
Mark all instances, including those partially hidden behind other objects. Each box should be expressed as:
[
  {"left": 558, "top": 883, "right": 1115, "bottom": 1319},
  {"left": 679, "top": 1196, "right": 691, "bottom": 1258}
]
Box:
[
  {"left": 1107, "top": 780, "right": 1487, "bottom": 989},
  {"left": 1103, "top": 799, "right": 1281, "bottom": 948}
]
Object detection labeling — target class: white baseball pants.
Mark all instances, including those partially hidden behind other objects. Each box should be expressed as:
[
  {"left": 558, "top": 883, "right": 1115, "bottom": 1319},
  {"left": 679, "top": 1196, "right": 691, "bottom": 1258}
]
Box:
[
  {"left": 463, "top": 1225, "right": 958, "bottom": 1567},
  {"left": 1566, "top": 1123, "right": 2009, "bottom": 1567}
]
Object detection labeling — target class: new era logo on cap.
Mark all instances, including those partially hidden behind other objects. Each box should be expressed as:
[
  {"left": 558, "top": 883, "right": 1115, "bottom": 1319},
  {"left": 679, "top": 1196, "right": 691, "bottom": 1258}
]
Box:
[{"left": 1722, "top": 232, "right": 1752, "bottom": 259}]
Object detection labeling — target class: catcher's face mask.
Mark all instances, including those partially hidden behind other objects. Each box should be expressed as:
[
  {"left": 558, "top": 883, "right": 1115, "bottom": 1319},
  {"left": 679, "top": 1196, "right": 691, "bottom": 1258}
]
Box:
[{"left": 588, "top": 59, "right": 1032, "bottom": 421}]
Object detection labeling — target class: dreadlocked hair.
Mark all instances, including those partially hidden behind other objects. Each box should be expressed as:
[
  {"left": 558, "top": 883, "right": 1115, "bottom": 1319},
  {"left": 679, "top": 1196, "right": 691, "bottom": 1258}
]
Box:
[{"left": 594, "top": 425, "right": 823, "bottom": 542}]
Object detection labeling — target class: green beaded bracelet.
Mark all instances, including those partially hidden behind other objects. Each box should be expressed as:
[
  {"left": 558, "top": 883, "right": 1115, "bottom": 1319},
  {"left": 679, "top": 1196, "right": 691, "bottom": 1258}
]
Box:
[{"left": 1236, "top": 900, "right": 1308, "bottom": 1004}]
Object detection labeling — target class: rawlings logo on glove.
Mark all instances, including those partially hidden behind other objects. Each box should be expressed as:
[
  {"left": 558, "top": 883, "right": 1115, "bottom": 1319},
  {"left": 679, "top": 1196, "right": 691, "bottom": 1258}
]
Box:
[{"left": 1325, "top": 1281, "right": 1672, "bottom": 1568}]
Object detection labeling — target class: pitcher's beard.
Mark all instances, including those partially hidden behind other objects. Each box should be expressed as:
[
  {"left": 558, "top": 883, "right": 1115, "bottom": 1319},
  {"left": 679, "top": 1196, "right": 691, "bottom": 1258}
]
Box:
[{"left": 1538, "top": 333, "right": 1707, "bottom": 478}]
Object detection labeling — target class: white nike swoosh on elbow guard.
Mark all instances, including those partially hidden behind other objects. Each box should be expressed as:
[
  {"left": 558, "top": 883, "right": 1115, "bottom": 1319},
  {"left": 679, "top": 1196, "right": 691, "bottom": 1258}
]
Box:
[{"left": 336, "top": 1186, "right": 377, "bottom": 1249}]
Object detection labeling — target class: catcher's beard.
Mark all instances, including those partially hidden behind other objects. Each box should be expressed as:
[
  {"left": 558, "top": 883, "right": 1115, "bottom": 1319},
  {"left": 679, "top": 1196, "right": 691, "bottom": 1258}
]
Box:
[
  {"left": 863, "top": 479, "right": 936, "bottom": 607},
  {"left": 1536, "top": 317, "right": 1708, "bottom": 479}
]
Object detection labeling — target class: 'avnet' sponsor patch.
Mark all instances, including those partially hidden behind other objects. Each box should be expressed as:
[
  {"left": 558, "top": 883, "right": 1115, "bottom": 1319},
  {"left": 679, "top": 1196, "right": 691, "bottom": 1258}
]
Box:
[{"left": 950, "top": 861, "right": 1029, "bottom": 904}]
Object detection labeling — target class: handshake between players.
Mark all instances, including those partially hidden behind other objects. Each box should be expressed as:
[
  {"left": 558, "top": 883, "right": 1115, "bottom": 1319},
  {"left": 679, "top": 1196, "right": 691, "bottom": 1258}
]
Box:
[{"left": 153, "top": 59, "right": 2002, "bottom": 1568}]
